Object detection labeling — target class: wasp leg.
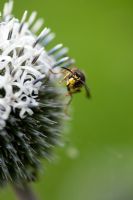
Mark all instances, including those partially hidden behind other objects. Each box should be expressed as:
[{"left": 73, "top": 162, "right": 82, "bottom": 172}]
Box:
[
  {"left": 64, "top": 93, "right": 72, "bottom": 116},
  {"left": 59, "top": 73, "right": 70, "bottom": 84},
  {"left": 65, "top": 93, "right": 73, "bottom": 105}
]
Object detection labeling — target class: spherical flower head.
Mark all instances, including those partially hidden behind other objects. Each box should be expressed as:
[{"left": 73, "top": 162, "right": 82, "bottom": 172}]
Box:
[{"left": 0, "top": 0, "right": 74, "bottom": 186}]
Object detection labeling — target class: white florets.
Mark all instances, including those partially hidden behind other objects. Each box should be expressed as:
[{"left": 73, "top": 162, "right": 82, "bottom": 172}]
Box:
[{"left": 0, "top": 0, "right": 74, "bottom": 129}]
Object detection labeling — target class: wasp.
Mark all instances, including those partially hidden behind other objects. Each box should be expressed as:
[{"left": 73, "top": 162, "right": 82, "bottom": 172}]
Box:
[
  {"left": 60, "top": 67, "right": 91, "bottom": 104},
  {"left": 33, "top": 64, "right": 90, "bottom": 105}
]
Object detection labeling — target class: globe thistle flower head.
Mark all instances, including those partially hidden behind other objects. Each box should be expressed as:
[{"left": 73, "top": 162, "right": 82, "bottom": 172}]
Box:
[{"left": 0, "top": 0, "right": 74, "bottom": 186}]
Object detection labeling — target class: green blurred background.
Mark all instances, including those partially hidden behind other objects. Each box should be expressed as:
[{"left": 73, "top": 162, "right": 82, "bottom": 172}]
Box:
[{"left": 1, "top": 0, "right": 133, "bottom": 199}]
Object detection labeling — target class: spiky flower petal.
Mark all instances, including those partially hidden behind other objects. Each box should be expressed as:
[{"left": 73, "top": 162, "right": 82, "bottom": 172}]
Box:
[{"left": 0, "top": 0, "right": 73, "bottom": 185}]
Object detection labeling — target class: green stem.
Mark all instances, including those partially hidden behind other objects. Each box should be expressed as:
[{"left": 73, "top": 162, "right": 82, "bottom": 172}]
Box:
[{"left": 13, "top": 183, "right": 39, "bottom": 200}]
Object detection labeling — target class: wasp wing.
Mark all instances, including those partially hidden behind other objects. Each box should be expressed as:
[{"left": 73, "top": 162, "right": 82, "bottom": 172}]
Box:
[
  {"left": 80, "top": 80, "right": 91, "bottom": 98},
  {"left": 84, "top": 84, "right": 91, "bottom": 98}
]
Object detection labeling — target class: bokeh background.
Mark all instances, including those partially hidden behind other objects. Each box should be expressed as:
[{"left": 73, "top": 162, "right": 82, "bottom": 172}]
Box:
[{"left": 0, "top": 0, "right": 133, "bottom": 199}]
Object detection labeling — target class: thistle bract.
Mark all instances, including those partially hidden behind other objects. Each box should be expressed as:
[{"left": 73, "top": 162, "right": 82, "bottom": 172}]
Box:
[{"left": 0, "top": 0, "right": 73, "bottom": 185}]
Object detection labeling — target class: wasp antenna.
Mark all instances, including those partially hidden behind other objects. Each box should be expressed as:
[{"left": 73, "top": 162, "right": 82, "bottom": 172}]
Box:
[{"left": 61, "top": 66, "right": 73, "bottom": 74}]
